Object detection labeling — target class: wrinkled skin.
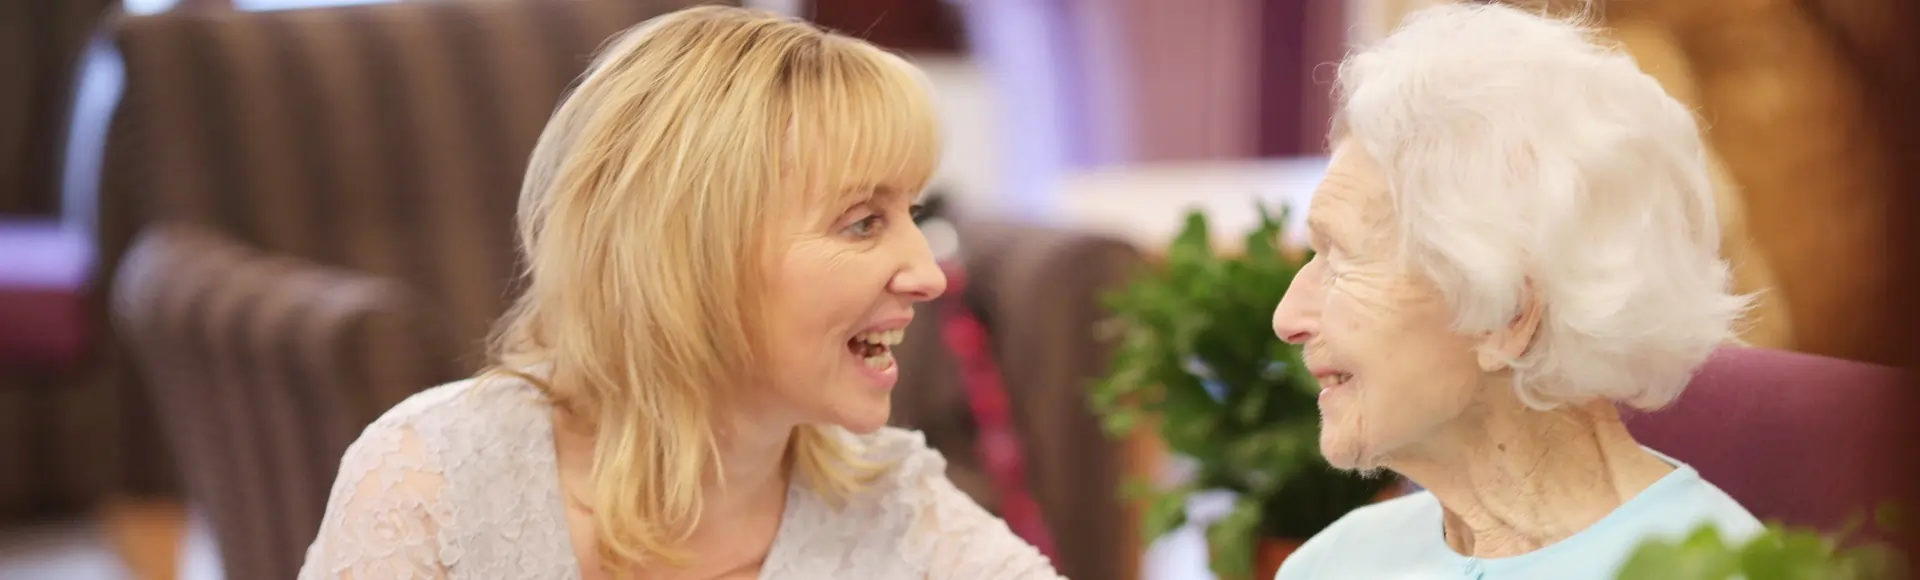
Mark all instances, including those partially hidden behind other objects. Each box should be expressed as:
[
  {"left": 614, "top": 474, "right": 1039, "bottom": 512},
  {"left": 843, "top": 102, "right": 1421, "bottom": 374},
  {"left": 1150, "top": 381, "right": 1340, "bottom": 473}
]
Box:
[
  {"left": 1271, "top": 140, "right": 1488, "bottom": 471},
  {"left": 1272, "top": 140, "right": 1677, "bottom": 559}
]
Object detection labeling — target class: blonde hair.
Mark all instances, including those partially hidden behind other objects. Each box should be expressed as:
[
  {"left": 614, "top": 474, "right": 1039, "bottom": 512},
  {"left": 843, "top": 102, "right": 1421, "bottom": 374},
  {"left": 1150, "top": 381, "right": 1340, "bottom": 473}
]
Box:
[{"left": 484, "top": 5, "right": 940, "bottom": 574}]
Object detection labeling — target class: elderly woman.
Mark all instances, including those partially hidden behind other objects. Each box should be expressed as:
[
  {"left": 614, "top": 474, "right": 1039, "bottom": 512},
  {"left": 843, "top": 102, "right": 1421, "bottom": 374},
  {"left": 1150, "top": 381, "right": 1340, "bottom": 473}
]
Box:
[
  {"left": 1271, "top": 4, "right": 1762, "bottom": 579},
  {"left": 298, "top": 6, "right": 1062, "bottom": 580}
]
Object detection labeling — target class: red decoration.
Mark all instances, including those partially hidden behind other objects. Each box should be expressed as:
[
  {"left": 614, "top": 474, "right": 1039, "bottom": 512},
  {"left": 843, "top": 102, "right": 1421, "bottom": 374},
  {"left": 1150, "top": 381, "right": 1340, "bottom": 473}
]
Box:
[{"left": 934, "top": 261, "right": 1057, "bottom": 560}]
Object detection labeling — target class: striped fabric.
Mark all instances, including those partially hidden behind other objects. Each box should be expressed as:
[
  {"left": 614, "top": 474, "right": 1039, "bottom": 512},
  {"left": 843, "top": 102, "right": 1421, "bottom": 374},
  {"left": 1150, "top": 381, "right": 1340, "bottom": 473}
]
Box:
[
  {"left": 114, "top": 223, "right": 422, "bottom": 580},
  {"left": 103, "top": 0, "right": 717, "bottom": 367},
  {"left": 100, "top": 2, "right": 719, "bottom": 578}
]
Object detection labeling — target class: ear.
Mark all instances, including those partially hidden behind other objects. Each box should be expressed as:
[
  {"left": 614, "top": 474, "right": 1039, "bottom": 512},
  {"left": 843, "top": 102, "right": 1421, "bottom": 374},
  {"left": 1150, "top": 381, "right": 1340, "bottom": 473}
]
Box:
[{"left": 1476, "top": 281, "right": 1543, "bottom": 372}]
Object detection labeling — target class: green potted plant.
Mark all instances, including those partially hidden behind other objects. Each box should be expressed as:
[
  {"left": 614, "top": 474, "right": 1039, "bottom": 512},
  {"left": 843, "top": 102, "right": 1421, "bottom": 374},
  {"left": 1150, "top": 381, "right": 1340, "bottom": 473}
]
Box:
[
  {"left": 1090, "top": 204, "right": 1398, "bottom": 580},
  {"left": 1614, "top": 506, "right": 1908, "bottom": 580}
]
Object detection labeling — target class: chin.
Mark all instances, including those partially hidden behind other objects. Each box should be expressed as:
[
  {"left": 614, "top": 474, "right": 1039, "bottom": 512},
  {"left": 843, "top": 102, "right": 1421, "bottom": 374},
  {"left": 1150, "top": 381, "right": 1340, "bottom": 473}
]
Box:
[
  {"left": 837, "top": 417, "right": 889, "bottom": 435},
  {"left": 829, "top": 398, "right": 893, "bottom": 435},
  {"left": 1319, "top": 414, "right": 1388, "bottom": 472},
  {"left": 1320, "top": 431, "right": 1365, "bottom": 471}
]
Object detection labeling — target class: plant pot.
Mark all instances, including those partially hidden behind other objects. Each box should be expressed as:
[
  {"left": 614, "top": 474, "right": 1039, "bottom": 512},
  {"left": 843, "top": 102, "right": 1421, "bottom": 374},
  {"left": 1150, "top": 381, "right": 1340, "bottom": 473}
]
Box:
[{"left": 1255, "top": 536, "right": 1307, "bottom": 579}]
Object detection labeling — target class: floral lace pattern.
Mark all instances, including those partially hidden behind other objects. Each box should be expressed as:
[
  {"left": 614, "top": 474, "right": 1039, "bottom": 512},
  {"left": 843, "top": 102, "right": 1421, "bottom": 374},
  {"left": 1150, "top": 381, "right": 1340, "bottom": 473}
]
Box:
[{"left": 298, "top": 376, "right": 1066, "bottom": 579}]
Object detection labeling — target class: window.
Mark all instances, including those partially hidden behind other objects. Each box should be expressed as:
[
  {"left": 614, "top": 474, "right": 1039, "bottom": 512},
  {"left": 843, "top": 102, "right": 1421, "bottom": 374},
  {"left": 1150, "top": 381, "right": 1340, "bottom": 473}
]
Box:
[
  {"left": 234, "top": 0, "right": 393, "bottom": 10},
  {"left": 122, "top": 0, "right": 180, "bottom": 15},
  {"left": 123, "top": 0, "right": 394, "bottom": 15}
]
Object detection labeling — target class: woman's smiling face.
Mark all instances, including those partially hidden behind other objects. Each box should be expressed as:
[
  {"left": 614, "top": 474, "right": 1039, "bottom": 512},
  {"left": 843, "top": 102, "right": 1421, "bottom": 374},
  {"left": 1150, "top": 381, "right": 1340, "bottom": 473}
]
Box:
[
  {"left": 1271, "top": 140, "right": 1487, "bottom": 471},
  {"left": 755, "top": 183, "right": 946, "bottom": 434}
]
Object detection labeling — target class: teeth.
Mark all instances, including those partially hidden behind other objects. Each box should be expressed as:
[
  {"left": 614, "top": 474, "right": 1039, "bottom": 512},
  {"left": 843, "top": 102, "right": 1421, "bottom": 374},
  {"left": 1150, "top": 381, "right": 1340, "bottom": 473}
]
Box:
[
  {"left": 862, "top": 350, "right": 896, "bottom": 370},
  {"left": 855, "top": 329, "right": 905, "bottom": 346}
]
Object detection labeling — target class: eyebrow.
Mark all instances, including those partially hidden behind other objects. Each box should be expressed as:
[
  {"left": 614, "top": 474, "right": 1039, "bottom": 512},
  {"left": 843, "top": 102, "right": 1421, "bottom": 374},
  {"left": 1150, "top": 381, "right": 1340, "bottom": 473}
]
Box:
[
  {"left": 853, "top": 184, "right": 928, "bottom": 208},
  {"left": 1306, "top": 203, "right": 1345, "bottom": 251}
]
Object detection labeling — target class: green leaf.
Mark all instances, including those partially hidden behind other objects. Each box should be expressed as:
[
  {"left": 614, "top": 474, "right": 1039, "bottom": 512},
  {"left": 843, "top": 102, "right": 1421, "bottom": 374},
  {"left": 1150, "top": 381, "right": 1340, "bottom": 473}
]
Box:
[
  {"left": 1241, "top": 202, "right": 1282, "bottom": 266},
  {"left": 1166, "top": 211, "right": 1214, "bottom": 268},
  {"left": 1839, "top": 544, "right": 1907, "bottom": 580},
  {"left": 1087, "top": 200, "right": 1390, "bottom": 548},
  {"left": 1615, "top": 542, "right": 1704, "bottom": 580},
  {"left": 1758, "top": 528, "right": 1840, "bottom": 580},
  {"left": 1615, "top": 520, "right": 1909, "bottom": 580},
  {"left": 1141, "top": 485, "right": 1196, "bottom": 541},
  {"left": 1206, "top": 496, "right": 1265, "bottom": 580},
  {"left": 1835, "top": 512, "right": 1867, "bottom": 547}
]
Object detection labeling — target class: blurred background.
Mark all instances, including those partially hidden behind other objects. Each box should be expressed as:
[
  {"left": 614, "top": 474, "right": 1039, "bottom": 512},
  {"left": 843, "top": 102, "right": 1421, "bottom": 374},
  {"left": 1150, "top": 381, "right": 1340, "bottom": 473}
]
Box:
[{"left": 0, "top": 0, "right": 1913, "bottom": 578}]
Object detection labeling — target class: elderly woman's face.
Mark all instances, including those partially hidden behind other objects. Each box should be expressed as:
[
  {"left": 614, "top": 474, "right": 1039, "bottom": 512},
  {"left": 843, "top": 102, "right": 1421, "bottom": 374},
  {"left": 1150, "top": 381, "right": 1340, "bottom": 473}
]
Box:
[
  {"left": 1273, "top": 141, "right": 1487, "bottom": 470},
  {"left": 758, "top": 185, "right": 946, "bottom": 434}
]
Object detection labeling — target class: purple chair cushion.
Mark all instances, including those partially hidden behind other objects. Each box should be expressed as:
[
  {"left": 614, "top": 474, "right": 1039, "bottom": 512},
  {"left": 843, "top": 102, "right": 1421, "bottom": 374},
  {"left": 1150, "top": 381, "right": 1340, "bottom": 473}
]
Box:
[
  {"left": 1623, "top": 347, "right": 1912, "bottom": 539},
  {"left": 0, "top": 219, "right": 95, "bottom": 368}
]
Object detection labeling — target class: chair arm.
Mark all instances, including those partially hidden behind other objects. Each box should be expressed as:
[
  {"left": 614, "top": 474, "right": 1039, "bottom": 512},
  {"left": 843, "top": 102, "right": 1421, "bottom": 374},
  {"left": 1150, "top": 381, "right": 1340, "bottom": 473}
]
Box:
[
  {"left": 962, "top": 221, "right": 1147, "bottom": 580},
  {"left": 109, "top": 223, "right": 442, "bottom": 580}
]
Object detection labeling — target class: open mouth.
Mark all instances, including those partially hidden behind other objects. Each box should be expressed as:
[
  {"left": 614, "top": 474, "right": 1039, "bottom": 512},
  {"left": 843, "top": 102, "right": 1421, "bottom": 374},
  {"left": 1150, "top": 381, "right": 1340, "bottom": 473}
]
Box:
[
  {"left": 847, "top": 329, "right": 904, "bottom": 370},
  {"left": 1314, "top": 370, "right": 1354, "bottom": 392}
]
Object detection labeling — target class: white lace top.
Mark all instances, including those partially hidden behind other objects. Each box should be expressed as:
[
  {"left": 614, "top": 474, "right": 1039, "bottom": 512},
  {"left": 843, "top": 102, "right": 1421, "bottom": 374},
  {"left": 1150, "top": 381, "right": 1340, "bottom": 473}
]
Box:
[{"left": 297, "top": 375, "right": 1065, "bottom": 579}]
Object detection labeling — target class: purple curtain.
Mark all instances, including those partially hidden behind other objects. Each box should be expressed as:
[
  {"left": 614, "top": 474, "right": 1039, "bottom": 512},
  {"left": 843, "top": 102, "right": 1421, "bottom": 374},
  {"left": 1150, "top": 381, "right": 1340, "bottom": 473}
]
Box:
[{"left": 958, "top": 0, "right": 1341, "bottom": 213}]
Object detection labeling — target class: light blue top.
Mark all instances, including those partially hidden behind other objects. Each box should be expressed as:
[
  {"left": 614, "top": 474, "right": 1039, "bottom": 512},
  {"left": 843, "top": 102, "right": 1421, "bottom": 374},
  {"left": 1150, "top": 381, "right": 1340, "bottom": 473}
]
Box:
[{"left": 1274, "top": 449, "right": 1762, "bottom": 580}]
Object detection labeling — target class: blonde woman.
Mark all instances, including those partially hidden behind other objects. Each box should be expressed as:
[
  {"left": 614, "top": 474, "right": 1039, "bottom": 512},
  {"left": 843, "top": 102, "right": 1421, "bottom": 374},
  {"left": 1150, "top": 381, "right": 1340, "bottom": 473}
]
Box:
[{"left": 297, "top": 6, "right": 1063, "bottom": 580}]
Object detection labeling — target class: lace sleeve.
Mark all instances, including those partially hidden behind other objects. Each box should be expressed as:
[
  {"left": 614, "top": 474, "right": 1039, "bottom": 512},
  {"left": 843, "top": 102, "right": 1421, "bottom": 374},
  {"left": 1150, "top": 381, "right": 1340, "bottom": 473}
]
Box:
[
  {"left": 894, "top": 442, "right": 1066, "bottom": 580},
  {"left": 298, "top": 421, "right": 450, "bottom": 580}
]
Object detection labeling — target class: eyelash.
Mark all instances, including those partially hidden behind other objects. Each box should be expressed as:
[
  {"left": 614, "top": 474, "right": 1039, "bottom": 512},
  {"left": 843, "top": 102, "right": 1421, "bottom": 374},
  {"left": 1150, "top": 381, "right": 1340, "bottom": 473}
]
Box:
[
  {"left": 844, "top": 203, "right": 927, "bottom": 238},
  {"left": 1315, "top": 256, "right": 1340, "bottom": 287}
]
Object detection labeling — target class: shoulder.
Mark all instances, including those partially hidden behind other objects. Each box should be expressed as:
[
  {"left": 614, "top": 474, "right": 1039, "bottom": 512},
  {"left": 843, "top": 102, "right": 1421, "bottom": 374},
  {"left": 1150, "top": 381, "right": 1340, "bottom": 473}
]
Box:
[
  {"left": 1619, "top": 462, "right": 1764, "bottom": 543},
  {"left": 359, "top": 373, "right": 550, "bottom": 445},
  {"left": 1685, "top": 469, "right": 1764, "bottom": 537},
  {"left": 1325, "top": 489, "right": 1441, "bottom": 528},
  {"left": 828, "top": 426, "right": 951, "bottom": 502},
  {"left": 853, "top": 426, "right": 946, "bottom": 473},
  {"left": 370, "top": 373, "right": 548, "bottom": 431},
  {"left": 804, "top": 425, "right": 965, "bottom": 514},
  {"left": 336, "top": 373, "right": 552, "bottom": 484},
  {"left": 1276, "top": 491, "right": 1440, "bottom": 579},
  {"left": 1474, "top": 463, "right": 1763, "bottom": 578},
  {"left": 813, "top": 427, "right": 1063, "bottom": 578},
  {"left": 1306, "top": 490, "right": 1441, "bottom": 546}
]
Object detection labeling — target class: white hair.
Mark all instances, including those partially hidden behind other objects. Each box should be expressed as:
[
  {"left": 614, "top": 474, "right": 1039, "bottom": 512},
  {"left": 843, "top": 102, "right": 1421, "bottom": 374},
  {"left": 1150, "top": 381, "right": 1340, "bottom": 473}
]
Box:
[{"left": 1332, "top": 3, "right": 1753, "bottom": 410}]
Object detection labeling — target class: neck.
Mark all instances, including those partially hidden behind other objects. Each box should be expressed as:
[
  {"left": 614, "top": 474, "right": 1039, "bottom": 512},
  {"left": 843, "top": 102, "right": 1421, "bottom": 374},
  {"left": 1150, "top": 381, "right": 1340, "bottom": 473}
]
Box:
[
  {"left": 706, "top": 413, "right": 795, "bottom": 517},
  {"left": 550, "top": 406, "right": 795, "bottom": 525},
  {"left": 1385, "top": 382, "right": 1673, "bottom": 558}
]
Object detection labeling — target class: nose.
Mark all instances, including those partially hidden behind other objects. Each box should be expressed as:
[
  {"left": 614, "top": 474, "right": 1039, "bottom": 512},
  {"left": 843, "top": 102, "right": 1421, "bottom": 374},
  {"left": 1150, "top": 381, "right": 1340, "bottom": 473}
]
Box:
[
  {"left": 1272, "top": 271, "right": 1320, "bottom": 345},
  {"left": 891, "top": 228, "right": 948, "bottom": 302}
]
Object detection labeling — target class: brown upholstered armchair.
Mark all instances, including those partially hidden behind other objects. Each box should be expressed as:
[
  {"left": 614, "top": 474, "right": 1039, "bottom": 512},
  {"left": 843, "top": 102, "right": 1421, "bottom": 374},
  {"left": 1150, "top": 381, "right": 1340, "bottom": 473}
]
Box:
[
  {"left": 103, "top": 2, "right": 1137, "bottom": 579},
  {"left": 99, "top": 2, "right": 715, "bottom": 578}
]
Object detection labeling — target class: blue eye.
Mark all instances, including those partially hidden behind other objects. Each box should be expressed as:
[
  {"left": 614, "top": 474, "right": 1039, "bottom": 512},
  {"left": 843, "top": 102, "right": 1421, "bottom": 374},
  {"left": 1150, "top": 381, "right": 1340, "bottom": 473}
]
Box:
[{"left": 845, "top": 215, "right": 883, "bottom": 238}]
